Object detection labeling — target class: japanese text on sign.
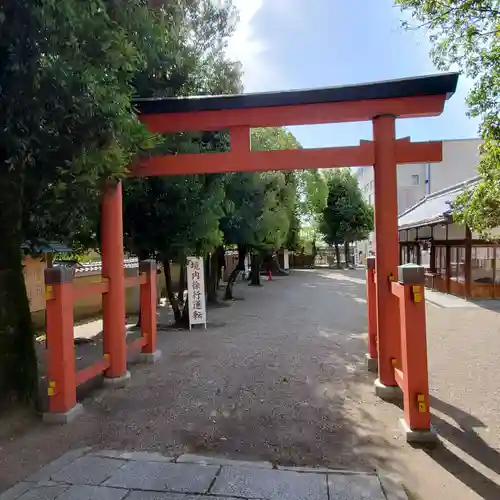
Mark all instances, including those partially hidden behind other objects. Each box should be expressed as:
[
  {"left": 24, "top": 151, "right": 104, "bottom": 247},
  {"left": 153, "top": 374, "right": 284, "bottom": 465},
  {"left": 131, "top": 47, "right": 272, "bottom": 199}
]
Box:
[{"left": 186, "top": 256, "right": 207, "bottom": 328}]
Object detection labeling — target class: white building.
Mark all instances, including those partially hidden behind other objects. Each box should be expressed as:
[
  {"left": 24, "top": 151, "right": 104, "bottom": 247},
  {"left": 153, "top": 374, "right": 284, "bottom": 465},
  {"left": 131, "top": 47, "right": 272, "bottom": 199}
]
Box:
[{"left": 356, "top": 138, "right": 481, "bottom": 256}]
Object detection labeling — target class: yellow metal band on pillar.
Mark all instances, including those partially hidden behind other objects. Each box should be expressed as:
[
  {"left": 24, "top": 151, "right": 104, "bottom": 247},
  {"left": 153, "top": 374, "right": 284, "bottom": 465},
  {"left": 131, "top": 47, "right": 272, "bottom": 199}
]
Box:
[
  {"left": 45, "top": 285, "right": 54, "bottom": 300},
  {"left": 47, "top": 381, "right": 56, "bottom": 397},
  {"left": 412, "top": 285, "right": 422, "bottom": 303},
  {"left": 417, "top": 394, "right": 426, "bottom": 412}
]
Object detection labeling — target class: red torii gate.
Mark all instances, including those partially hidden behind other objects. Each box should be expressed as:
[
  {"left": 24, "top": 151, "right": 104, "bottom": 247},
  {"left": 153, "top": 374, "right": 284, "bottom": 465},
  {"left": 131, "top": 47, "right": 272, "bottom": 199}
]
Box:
[{"left": 44, "top": 72, "right": 458, "bottom": 440}]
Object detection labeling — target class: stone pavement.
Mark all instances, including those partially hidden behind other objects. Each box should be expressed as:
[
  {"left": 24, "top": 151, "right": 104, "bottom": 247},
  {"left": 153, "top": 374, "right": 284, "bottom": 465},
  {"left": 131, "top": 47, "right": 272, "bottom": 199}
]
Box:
[
  {"left": 4, "top": 269, "right": 500, "bottom": 499},
  {"left": 425, "top": 288, "right": 500, "bottom": 309},
  {"left": 0, "top": 448, "right": 404, "bottom": 500}
]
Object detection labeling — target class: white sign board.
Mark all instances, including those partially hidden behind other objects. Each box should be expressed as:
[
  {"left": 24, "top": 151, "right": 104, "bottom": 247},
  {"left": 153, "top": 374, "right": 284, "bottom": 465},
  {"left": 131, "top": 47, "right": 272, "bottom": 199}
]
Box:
[
  {"left": 283, "top": 249, "right": 290, "bottom": 271},
  {"left": 186, "top": 256, "right": 207, "bottom": 329}
]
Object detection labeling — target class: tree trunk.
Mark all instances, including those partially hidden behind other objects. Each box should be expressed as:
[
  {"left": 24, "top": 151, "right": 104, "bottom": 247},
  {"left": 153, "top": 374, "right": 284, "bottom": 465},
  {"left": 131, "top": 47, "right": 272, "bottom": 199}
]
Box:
[
  {"left": 249, "top": 253, "right": 261, "bottom": 286},
  {"left": 334, "top": 243, "right": 341, "bottom": 269},
  {"left": 207, "top": 252, "right": 219, "bottom": 304},
  {"left": 177, "top": 261, "right": 186, "bottom": 305},
  {"left": 344, "top": 241, "right": 350, "bottom": 269},
  {"left": 224, "top": 245, "right": 246, "bottom": 300},
  {"left": 163, "top": 259, "right": 182, "bottom": 323},
  {"left": 134, "top": 250, "right": 151, "bottom": 328},
  {"left": 216, "top": 246, "right": 225, "bottom": 289},
  {"left": 180, "top": 293, "right": 190, "bottom": 327},
  {"left": 0, "top": 167, "right": 38, "bottom": 406}
]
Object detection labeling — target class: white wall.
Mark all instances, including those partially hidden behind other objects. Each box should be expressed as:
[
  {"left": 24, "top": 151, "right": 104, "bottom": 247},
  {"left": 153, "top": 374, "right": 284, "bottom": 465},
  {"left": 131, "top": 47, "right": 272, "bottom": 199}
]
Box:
[
  {"left": 355, "top": 138, "right": 481, "bottom": 257},
  {"left": 356, "top": 162, "right": 428, "bottom": 216},
  {"left": 429, "top": 138, "right": 481, "bottom": 193}
]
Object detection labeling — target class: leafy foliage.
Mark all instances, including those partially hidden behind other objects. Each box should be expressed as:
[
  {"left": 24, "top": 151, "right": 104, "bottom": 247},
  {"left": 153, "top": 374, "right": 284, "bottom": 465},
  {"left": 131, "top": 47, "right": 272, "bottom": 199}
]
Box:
[
  {"left": 395, "top": 0, "right": 500, "bottom": 232},
  {"left": 0, "top": 0, "right": 169, "bottom": 403},
  {"left": 221, "top": 128, "right": 302, "bottom": 253},
  {"left": 0, "top": 0, "right": 240, "bottom": 402},
  {"left": 319, "top": 169, "right": 374, "bottom": 246}
]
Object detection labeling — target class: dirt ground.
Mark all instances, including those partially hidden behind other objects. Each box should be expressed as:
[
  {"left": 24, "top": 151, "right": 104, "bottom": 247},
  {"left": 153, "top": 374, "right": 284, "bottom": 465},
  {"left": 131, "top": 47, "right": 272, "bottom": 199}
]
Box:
[{"left": 1, "top": 269, "right": 500, "bottom": 499}]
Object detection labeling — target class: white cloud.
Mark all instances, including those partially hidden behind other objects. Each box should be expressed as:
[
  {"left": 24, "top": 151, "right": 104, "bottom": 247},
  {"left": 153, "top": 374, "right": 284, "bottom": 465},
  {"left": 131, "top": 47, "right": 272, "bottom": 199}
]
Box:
[{"left": 226, "top": 0, "right": 283, "bottom": 92}]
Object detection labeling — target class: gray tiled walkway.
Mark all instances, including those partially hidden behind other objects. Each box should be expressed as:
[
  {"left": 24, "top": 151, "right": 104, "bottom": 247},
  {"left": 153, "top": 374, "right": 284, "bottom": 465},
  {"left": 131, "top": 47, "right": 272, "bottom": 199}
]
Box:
[{"left": 0, "top": 449, "right": 404, "bottom": 499}]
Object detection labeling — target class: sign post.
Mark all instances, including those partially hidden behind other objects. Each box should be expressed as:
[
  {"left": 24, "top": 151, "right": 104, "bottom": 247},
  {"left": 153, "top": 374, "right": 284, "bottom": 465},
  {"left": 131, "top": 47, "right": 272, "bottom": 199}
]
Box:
[{"left": 186, "top": 256, "right": 207, "bottom": 330}]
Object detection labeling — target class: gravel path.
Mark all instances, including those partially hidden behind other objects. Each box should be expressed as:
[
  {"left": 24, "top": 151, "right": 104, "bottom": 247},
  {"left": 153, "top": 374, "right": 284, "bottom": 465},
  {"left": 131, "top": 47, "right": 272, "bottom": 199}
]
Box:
[{"left": 1, "top": 269, "right": 500, "bottom": 499}]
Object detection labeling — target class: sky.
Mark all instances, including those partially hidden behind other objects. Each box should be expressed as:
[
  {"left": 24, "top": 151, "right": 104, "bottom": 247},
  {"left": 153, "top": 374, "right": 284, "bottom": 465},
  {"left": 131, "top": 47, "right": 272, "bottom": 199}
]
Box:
[{"left": 226, "top": 0, "right": 480, "bottom": 149}]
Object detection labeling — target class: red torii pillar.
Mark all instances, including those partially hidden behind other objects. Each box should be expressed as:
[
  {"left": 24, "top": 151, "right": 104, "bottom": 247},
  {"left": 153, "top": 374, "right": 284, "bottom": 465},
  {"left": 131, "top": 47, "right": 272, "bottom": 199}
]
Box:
[
  {"left": 372, "top": 115, "right": 401, "bottom": 392},
  {"left": 101, "top": 180, "right": 130, "bottom": 386}
]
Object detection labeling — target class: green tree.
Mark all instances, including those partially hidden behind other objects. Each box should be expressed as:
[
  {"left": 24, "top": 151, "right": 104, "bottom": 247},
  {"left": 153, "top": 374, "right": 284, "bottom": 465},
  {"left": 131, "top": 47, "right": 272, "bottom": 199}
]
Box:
[
  {"left": 0, "top": 0, "right": 239, "bottom": 404},
  {"left": 121, "top": 0, "right": 242, "bottom": 318},
  {"left": 221, "top": 128, "right": 302, "bottom": 295},
  {"left": 319, "top": 169, "right": 373, "bottom": 268},
  {"left": 395, "top": 0, "right": 500, "bottom": 234},
  {"left": 0, "top": 0, "right": 163, "bottom": 404}
]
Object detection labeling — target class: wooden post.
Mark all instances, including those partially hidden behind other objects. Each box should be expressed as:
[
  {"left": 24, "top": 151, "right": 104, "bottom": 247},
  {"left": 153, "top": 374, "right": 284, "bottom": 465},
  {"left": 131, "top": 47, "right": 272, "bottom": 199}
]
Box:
[
  {"left": 445, "top": 244, "right": 451, "bottom": 294},
  {"left": 138, "top": 260, "right": 162, "bottom": 363},
  {"left": 373, "top": 115, "right": 400, "bottom": 389},
  {"left": 395, "top": 264, "right": 435, "bottom": 442},
  {"left": 43, "top": 267, "right": 83, "bottom": 423},
  {"left": 101, "top": 180, "right": 129, "bottom": 385},
  {"left": 430, "top": 242, "right": 436, "bottom": 274},
  {"left": 465, "top": 227, "right": 472, "bottom": 299},
  {"left": 365, "top": 256, "right": 378, "bottom": 372}
]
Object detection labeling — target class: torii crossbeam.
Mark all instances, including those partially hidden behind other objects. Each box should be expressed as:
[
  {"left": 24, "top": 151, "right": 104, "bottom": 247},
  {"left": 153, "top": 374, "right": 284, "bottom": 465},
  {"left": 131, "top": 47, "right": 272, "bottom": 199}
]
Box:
[{"left": 133, "top": 73, "right": 457, "bottom": 177}]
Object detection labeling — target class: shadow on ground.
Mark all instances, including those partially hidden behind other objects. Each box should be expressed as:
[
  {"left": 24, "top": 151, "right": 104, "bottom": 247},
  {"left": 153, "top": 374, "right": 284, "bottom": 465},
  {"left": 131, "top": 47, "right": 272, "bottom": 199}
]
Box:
[
  {"left": 423, "top": 396, "right": 500, "bottom": 500},
  {"left": 1, "top": 269, "right": 402, "bottom": 492}
]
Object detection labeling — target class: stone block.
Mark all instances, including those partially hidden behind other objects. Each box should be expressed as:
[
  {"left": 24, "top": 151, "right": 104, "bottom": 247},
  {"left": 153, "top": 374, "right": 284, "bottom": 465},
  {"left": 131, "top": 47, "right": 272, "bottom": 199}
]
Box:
[
  {"left": 50, "top": 456, "right": 126, "bottom": 486},
  {"left": 397, "top": 263, "right": 425, "bottom": 285},
  {"left": 377, "top": 472, "right": 409, "bottom": 500},
  {"left": 211, "top": 466, "right": 328, "bottom": 500},
  {"left": 137, "top": 350, "right": 162, "bottom": 365},
  {"left": 0, "top": 482, "right": 33, "bottom": 500},
  {"left": 125, "top": 493, "right": 207, "bottom": 500},
  {"left": 119, "top": 451, "right": 173, "bottom": 462},
  {"left": 176, "top": 454, "right": 272, "bottom": 469},
  {"left": 42, "top": 404, "right": 84, "bottom": 425},
  {"left": 328, "top": 472, "right": 386, "bottom": 499},
  {"left": 103, "top": 371, "right": 131, "bottom": 389},
  {"left": 103, "top": 461, "right": 218, "bottom": 493},
  {"left": 15, "top": 484, "right": 69, "bottom": 500},
  {"left": 91, "top": 451, "right": 125, "bottom": 459},
  {"left": 56, "top": 485, "right": 129, "bottom": 500},
  {"left": 374, "top": 378, "right": 402, "bottom": 401},
  {"left": 365, "top": 353, "right": 378, "bottom": 373},
  {"left": 25, "top": 448, "right": 92, "bottom": 483},
  {"left": 45, "top": 267, "right": 74, "bottom": 285},
  {"left": 399, "top": 418, "right": 438, "bottom": 445}
]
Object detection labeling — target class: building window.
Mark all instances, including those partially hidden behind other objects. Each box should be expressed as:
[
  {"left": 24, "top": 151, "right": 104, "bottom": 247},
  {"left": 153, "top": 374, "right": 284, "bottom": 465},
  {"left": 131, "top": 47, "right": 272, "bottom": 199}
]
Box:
[
  {"left": 450, "top": 246, "right": 466, "bottom": 283},
  {"left": 411, "top": 174, "right": 420, "bottom": 185},
  {"left": 435, "top": 246, "right": 446, "bottom": 278},
  {"left": 471, "top": 247, "right": 494, "bottom": 284}
]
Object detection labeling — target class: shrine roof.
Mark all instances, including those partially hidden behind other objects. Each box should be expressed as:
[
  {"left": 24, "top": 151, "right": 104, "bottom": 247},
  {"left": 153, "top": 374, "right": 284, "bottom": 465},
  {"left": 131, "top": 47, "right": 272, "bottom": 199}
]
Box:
[
  {"left": 398, "top": 176, "right": 480, "bottom": 230},
  {"left": 133, "top": 72, "right": 459, "bottom": 115}
]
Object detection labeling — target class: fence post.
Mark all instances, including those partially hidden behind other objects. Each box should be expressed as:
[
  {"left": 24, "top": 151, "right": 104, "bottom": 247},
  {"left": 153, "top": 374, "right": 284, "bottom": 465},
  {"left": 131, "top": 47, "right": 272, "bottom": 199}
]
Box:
[
  {"left": 138, "top": 260, "right": 162, "bottom": 363},
  {"left": 365, "top": 256, "right": 378, "bottom": 372},
  {"left": 43, "top": 267, "right": 83, "bottom": 424},
  {"left": 397, "top": 263, "right": 437, "bottom": 443}
]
